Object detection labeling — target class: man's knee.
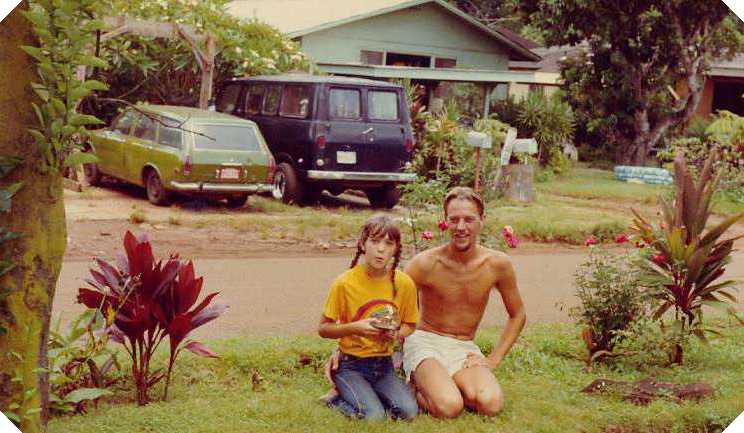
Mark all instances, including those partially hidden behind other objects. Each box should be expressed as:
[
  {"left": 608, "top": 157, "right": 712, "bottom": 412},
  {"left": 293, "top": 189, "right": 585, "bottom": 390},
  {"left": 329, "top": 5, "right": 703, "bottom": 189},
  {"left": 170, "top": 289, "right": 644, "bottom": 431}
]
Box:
[
  {"left": 428, "top": 392, "right": 464, "bottom": 419},
  {"left": 475, "top": 388, "right": 504, "bottom": 417}
]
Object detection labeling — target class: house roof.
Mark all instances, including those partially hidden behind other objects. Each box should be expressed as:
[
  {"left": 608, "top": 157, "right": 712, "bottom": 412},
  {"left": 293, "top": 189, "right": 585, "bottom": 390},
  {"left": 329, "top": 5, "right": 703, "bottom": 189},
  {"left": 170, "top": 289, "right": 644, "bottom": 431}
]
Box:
[
  {"left": 227, "top": 0, "right": 540, "bottom": 61},
  {"left": 509, "top": 44, "right": 589, "bottom": 73}
]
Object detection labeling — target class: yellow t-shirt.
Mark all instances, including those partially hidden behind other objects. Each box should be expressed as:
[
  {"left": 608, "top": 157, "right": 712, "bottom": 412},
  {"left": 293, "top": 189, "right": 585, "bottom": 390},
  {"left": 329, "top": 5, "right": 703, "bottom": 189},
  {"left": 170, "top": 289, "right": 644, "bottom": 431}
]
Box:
[{"left": 323, "top": 264, "right": 419, "bottom": 358}]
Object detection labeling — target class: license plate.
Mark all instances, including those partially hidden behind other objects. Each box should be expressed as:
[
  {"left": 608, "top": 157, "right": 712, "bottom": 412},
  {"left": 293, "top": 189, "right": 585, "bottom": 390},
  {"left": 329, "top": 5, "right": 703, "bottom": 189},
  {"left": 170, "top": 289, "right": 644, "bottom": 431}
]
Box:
[
  {"left": 219, "top": 167, "right": 241, "bottom": 180},
  {"left": 337, "top": 151, "right": 357, "bottom": 164}
]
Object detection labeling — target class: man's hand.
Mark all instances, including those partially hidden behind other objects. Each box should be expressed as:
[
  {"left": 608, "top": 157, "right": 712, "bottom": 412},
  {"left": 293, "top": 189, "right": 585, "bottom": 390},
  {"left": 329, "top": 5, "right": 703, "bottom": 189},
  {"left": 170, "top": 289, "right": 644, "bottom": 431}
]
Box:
[{"left": 463, "top": 352, "right": 502, "bottom": 369}]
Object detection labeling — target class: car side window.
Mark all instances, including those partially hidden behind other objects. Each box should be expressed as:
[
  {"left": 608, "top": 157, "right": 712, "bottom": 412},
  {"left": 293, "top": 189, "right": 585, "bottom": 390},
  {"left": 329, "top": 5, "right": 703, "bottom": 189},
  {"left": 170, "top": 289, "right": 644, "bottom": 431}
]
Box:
[
  {"left": 245, "top": 84, "right": 265, "bottom": 115},
  {"left": 329, "top": 88, "right": 361, "bottom": 120},
  {"left": 279, "top": 85, "right": 311, "bottom": 118},
  {"left": 132, "top": 114, "right": 157, "bottom": 141},
  {"left": 262, "top": 85, "right": 281, "bottom": 116},
  {"left": 111, "top": 110, "right": 137, "bottom": 135},
  {"left": 157, "top": 118, "right": 182, "bottom": 149},
  {"left": 217, "top": 84, "right": 242, "bottom": 113}
]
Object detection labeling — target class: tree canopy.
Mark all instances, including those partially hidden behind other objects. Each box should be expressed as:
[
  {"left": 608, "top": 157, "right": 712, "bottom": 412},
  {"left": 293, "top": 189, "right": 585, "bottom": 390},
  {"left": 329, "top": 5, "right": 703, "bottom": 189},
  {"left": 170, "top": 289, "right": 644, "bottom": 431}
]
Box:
[{"left": 520, "top": 0, "right": 744, "bottom": 164}]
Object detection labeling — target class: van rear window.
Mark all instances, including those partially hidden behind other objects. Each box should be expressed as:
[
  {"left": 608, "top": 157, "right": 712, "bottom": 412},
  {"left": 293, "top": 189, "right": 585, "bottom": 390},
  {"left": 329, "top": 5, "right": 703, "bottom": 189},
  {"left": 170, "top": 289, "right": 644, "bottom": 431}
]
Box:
[
  {"left": 368, "top": 90, "right": 399, "bottom": 121},
  {"left": 194, "top": 125, "right": 261, "bottom": 151},
  {"left": 280, "top": 85, "right": 311, "bottom": 118},
  {"left": 329, "top": 88, "right": 361, "bottom": 119},
  {"left": 245, "top": 85, "right": 265, "bottom": 115}
]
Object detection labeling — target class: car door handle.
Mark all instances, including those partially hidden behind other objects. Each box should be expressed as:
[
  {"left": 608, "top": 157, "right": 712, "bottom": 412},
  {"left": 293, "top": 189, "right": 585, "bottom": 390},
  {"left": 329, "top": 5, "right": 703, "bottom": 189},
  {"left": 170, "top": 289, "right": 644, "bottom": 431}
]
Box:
[{"left": 362, "top": 127, "right": 374, "bottom": 134}]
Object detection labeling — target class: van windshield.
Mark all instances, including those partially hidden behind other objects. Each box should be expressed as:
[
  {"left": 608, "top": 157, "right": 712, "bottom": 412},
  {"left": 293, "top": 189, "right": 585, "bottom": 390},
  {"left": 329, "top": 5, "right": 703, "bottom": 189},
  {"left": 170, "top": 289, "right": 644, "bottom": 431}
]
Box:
[{"left": 194, "top": 125, "right": 261, "bottom": 151}]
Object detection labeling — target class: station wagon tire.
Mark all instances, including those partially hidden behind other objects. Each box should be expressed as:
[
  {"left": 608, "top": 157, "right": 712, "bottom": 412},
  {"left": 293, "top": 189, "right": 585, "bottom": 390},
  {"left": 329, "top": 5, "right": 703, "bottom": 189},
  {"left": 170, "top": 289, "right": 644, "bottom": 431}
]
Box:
[
  {"left": 226, "top": 194, "right": 249, "bottom": 208},
  {"left": 272, "top": 162, "right": 303, "bottom": 204},
  {"left": 145, "top": 170, "right": 170, "bottom": 206},
  {"left": 82, "top": 162, "right": 101, "bottom": 186},
  {"left": 366, "top": 185, "right": 401, "bottom": 209}
]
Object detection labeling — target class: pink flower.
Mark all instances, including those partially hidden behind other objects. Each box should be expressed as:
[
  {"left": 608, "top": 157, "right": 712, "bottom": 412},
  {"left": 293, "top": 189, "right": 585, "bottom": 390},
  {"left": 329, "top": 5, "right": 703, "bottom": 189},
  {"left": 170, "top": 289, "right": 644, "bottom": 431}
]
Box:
[
  {"left": 505, "top": 234, "right": 519, "bottom": 249},
  {"left": 584, "top": 236, "right": 598, "bottom": 247},
  {"left": 634, "top": 240, "right": 645, "bottom": 249},
  {"left": 652, "top": 254, "right": 667, "bottom": 265},
  {"left": 614, "top": 234, "right": 629, "bottom": 244},
  {"left": 438, "top": 220, "right": 449, "bottom": 231},
  {"left": 422, "top": 231, "right": 434, "bottom": 241},
  {"left": 501, "top": 225, "right": 515, "bottom": 237}
]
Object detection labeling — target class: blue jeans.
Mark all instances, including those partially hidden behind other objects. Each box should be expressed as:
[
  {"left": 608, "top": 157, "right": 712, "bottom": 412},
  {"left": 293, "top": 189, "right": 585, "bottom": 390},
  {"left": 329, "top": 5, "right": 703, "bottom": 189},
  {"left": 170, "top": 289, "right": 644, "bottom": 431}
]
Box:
[{"left": 328, "top": 354, "right": 418, "bottom": 421}]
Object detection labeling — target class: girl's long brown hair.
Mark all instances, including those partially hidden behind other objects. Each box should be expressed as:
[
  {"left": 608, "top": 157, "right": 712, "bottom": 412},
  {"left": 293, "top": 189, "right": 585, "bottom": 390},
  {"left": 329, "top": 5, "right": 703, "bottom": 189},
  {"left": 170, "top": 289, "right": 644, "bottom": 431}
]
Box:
[{"left": 350, "top": 214, "right": 402, "bottom": 297}]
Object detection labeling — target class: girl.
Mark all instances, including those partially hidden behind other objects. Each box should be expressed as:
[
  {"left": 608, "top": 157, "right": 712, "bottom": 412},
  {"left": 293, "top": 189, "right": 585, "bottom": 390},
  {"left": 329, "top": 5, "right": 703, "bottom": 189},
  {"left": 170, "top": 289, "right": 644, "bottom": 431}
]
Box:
[{"left": 318, "top": 214, "right": 419, "bottom": 421}]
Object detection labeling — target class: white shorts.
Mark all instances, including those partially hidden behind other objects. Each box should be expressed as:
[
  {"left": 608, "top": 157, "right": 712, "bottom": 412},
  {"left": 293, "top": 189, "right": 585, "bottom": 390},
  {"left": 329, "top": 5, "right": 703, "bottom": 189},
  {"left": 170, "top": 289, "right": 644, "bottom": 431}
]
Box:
[{"left": 402, "top": 330, "right": 483, "bottom": 381}]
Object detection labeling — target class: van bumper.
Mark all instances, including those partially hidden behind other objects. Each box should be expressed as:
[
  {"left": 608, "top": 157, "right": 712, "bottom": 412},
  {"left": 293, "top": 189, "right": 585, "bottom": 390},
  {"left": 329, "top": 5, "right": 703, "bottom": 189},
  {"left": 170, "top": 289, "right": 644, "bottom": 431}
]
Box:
[
  {"left": 170, "top": 181, "right": 273, "bottom": 193},
  {"left": 306, "top": 171, "right": 416, "bottom": 182}
]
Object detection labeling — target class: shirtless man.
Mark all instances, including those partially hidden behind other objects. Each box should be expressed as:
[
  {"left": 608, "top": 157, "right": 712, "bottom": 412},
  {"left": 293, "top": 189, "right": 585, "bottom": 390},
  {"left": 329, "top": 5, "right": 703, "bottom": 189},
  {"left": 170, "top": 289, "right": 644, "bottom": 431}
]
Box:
[{"left": 402, "top": 186, "right": 526, "bottom": 418}]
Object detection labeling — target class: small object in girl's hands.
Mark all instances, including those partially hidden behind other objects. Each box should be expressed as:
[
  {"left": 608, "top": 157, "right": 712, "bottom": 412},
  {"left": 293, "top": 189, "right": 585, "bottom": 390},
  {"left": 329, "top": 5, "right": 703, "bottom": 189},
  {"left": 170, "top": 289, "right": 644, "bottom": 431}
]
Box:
[{"left": 370, "top": 304, "right": 400, "bottom": 330}]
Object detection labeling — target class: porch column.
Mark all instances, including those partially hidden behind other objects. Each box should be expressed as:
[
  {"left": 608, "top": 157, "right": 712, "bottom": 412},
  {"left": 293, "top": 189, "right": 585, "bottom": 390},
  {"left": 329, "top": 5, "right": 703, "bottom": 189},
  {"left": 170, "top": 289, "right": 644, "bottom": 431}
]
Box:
[{"left": 483, "top": 84, "right": 493, "bottom": 118}]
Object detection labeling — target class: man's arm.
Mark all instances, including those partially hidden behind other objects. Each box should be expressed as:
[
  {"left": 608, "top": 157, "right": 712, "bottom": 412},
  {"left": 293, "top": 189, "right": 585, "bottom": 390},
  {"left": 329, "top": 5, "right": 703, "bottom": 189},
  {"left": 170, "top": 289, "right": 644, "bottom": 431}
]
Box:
[{"left": 486, "top": 256, "right": 526, "bottom": 368}]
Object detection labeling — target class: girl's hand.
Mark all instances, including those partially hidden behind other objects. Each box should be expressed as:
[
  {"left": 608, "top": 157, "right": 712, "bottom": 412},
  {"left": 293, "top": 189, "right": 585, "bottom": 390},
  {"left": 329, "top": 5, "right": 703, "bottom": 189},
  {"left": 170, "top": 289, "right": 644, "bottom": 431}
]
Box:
[{"left": 352, "top": 318, "right": 383, "bottom": 337}]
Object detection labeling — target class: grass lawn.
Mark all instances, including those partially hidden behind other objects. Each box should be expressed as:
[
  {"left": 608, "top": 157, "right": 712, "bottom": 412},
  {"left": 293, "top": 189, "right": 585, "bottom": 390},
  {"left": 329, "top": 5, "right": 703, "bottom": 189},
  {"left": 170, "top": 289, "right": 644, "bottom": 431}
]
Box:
[{"left": 48, "top": 322, "right": 744, "bottom": 433}]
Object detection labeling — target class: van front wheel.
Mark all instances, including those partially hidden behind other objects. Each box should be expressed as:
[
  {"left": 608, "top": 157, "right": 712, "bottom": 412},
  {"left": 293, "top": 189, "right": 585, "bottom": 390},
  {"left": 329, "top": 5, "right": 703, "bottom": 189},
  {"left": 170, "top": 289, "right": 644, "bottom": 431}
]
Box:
[
  {"left": 366, "top": 185, "right": 400, "bottom": 209},
  {"left": 272, "top": 163, "right": 303, "bottom": 204}
]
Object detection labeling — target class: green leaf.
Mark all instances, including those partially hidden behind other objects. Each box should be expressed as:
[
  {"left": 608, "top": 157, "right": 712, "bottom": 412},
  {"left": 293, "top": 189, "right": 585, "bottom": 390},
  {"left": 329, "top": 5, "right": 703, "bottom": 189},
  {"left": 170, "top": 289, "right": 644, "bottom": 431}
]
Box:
[
  {"left": 20, "top": 45, "right": 45, "bottom": 62},
  {"left": 68, "top": 86, "right": 91, "bottom": 103},
  {"left": 63, "top": 387, "right": 112, "bottom": 404},
  {"left": 78, "top": 55, "right": 107, "bottom": 69},
  {"left": 70, "top": 113, "right": 103, "bottom": 127},
  {"left": 82, "top": 80, "right": 108, "bottom": 91},
  {"left": 0, "top": 156, "right": 22, "bottom": 178},
  {"left": 0, "top": 182, "right": 24, "bottom": 213},
  {"left": 63, "top": 152, "right": 98, "bottom": 168},
  {"left": 4, "top": 411, "right": 21, "bottom": 423}
]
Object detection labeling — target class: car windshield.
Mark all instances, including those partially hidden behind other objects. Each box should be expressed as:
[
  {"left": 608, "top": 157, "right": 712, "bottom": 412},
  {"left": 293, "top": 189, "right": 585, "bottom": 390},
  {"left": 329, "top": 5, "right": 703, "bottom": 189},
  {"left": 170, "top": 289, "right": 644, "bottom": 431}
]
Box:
[{"left": 194, "top": 125, "right": 261, "bottom": 151}]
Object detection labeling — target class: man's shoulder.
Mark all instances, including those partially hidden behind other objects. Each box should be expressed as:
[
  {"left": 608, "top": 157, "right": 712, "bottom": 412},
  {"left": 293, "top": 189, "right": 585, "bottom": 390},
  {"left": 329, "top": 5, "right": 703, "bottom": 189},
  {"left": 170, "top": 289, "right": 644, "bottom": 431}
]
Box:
[
  {"left": 479, "top": 246, "right": 513, "bottom": 270},
  {"left": 408, "top": 245, "right": 446, "bottom": 269}
]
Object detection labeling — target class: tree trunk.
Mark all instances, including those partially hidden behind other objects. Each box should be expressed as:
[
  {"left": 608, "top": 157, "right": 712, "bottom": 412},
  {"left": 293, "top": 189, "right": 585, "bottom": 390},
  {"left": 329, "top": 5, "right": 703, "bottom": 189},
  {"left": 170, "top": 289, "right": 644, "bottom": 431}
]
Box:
[{"left": 0, "top": 4, "right": 67, "bottom": 431}]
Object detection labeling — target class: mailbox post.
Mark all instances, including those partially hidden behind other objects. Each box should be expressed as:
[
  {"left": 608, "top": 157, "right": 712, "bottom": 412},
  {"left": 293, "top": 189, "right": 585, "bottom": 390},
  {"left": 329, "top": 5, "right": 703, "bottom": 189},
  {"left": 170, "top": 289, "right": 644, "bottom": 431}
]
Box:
[{"left": 466, "top": 131, "right": 492, "bottom": 194}]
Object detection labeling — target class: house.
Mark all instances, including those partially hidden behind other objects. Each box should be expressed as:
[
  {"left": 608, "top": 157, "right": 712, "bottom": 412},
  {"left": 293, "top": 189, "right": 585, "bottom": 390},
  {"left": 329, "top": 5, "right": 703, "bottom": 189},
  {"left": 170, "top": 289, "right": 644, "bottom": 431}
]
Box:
[
  {"left": 227, "top": 0, "right": 541, "bottom": 115},
  {"left": 509, "top": 45, "right": 744, "bottom": 119}
]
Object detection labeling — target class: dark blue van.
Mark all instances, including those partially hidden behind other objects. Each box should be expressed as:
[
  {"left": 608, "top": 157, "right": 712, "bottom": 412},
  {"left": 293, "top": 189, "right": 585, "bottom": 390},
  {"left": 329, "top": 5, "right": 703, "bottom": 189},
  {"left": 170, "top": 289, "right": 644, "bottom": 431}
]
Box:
[{"left": 215, "top": 74, "right": 415, "bottom": 208}]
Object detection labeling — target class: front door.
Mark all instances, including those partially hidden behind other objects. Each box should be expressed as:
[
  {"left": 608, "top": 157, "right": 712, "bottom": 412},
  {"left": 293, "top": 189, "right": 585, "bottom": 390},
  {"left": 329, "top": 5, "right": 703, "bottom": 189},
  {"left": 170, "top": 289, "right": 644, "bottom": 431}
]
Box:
[{"left": 124, "top": 113, "right": 157, "bottom": 185}]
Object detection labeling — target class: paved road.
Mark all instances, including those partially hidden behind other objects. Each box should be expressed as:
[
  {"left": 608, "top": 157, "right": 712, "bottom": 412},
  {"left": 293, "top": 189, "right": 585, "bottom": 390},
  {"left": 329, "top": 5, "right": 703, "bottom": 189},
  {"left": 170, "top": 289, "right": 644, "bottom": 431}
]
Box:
[{"left": 53, "top": 251, "right": 744, "bottom": 339}]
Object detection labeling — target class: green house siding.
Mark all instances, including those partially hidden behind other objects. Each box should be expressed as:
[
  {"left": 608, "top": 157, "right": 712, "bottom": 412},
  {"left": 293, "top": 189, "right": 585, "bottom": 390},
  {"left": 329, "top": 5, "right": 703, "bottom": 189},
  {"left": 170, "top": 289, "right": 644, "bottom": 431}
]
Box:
[{"left": 298, "top": 3, "right": 510, "bottom": 70}]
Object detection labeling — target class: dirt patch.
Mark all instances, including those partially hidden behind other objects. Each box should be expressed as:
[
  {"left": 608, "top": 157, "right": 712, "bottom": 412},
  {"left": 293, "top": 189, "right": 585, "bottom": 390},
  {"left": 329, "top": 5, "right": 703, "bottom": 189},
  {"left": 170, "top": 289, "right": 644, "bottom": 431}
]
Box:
[{"left": 582, "top": 377, "right": 714, "bottom": 405}]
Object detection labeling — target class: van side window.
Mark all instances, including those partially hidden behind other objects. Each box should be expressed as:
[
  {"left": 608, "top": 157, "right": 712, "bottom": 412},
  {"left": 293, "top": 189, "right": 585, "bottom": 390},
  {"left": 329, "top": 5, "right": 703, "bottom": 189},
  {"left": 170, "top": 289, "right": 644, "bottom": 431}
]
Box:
[
  {"left": 329, "top": 88, "right": 361, "bottom": 120},
  {"left": 132, "top": 114, "right": 157, "bottom": 141},
  {"left": 158, "top": 118, "right": 182, "bottom": 149},
  {"left": 368, "top": 90, "right": 399, "bottom": 121},
  {"left": 245, "top": 85, "right": 265, "bottom": 115},
  {"left": 217, "top": 84, "right": 241, "bottom": 112},
  {"left": 111, "top": 109, "right": 137, "bottom": 135},
  {"left": 262, "top": 85, "right": 281, "bottom": 115},
  {"left": 280, "top": 85, "right": 311, "bottom": 118}
]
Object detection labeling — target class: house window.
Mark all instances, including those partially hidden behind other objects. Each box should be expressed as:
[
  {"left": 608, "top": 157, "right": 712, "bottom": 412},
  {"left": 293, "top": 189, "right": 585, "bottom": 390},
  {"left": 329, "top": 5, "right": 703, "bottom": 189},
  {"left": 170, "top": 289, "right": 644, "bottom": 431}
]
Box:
[
  {"left": 435, "top": 58, "right": 457, "bottom": 68},
  {"left": 329, "top": 88, "right": 361, "bottom": 119},
  {"left": 386, "top": 52, "right": 431, "bottom": 68},
  {"left": 361, "top": 50, "right": 384, "bottom": 65}
]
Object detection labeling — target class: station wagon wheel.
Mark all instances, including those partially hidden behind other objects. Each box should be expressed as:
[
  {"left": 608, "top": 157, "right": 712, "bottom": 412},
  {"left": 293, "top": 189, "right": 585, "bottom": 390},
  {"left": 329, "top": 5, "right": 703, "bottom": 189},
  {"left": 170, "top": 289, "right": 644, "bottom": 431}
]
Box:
[
  {"left": 82, "top": 161, "right": 101, "bottom": 186},
  {"left": 272, "top": 162, "right": 303, "bottom": 204},
  {"left": 145, "top": 169, "right": 170, "bottom": 206}
]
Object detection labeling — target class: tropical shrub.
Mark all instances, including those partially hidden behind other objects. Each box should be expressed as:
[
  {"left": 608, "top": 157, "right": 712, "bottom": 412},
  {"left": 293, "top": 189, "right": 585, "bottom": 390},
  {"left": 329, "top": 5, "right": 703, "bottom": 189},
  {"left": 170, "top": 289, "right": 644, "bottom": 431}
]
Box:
[
  {"left": 570, "top": 248, "right": 649, "bottom": 362},
  {"left": 632, "top": 153, "right": 744, "bottom": 364},
  {"left": 47, "top": 310, "right": 122, "bottom": 415},
  {"left": 409, "top": 105, "right": 508, "bottom": 189},
  {"left": 77, "top": 231, "right": 226, "bottom": 404},
  {"left": 659, "top": 110, "right": 744, "bottom": 190},
  {"left": 517, "top": 91, "right": 575, "bottom": 164}
]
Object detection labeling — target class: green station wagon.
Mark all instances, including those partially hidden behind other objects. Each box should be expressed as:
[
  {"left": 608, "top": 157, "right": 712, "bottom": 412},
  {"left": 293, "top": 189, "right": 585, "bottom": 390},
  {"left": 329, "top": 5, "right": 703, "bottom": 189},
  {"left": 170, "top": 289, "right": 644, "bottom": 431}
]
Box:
[{"left": 83, "top": 105, "right": 275, "bottom": 207}]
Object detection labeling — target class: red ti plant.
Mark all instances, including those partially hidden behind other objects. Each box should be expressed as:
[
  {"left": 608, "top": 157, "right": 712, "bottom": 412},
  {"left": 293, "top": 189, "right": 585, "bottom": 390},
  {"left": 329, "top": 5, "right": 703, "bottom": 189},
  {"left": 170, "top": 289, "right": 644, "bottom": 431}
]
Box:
[
  {"left": 632, "top": 153, "right": 744, "bottom": 364},
  {"left": 77, "top": 231, "right": 225, "bottom": 404}
]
